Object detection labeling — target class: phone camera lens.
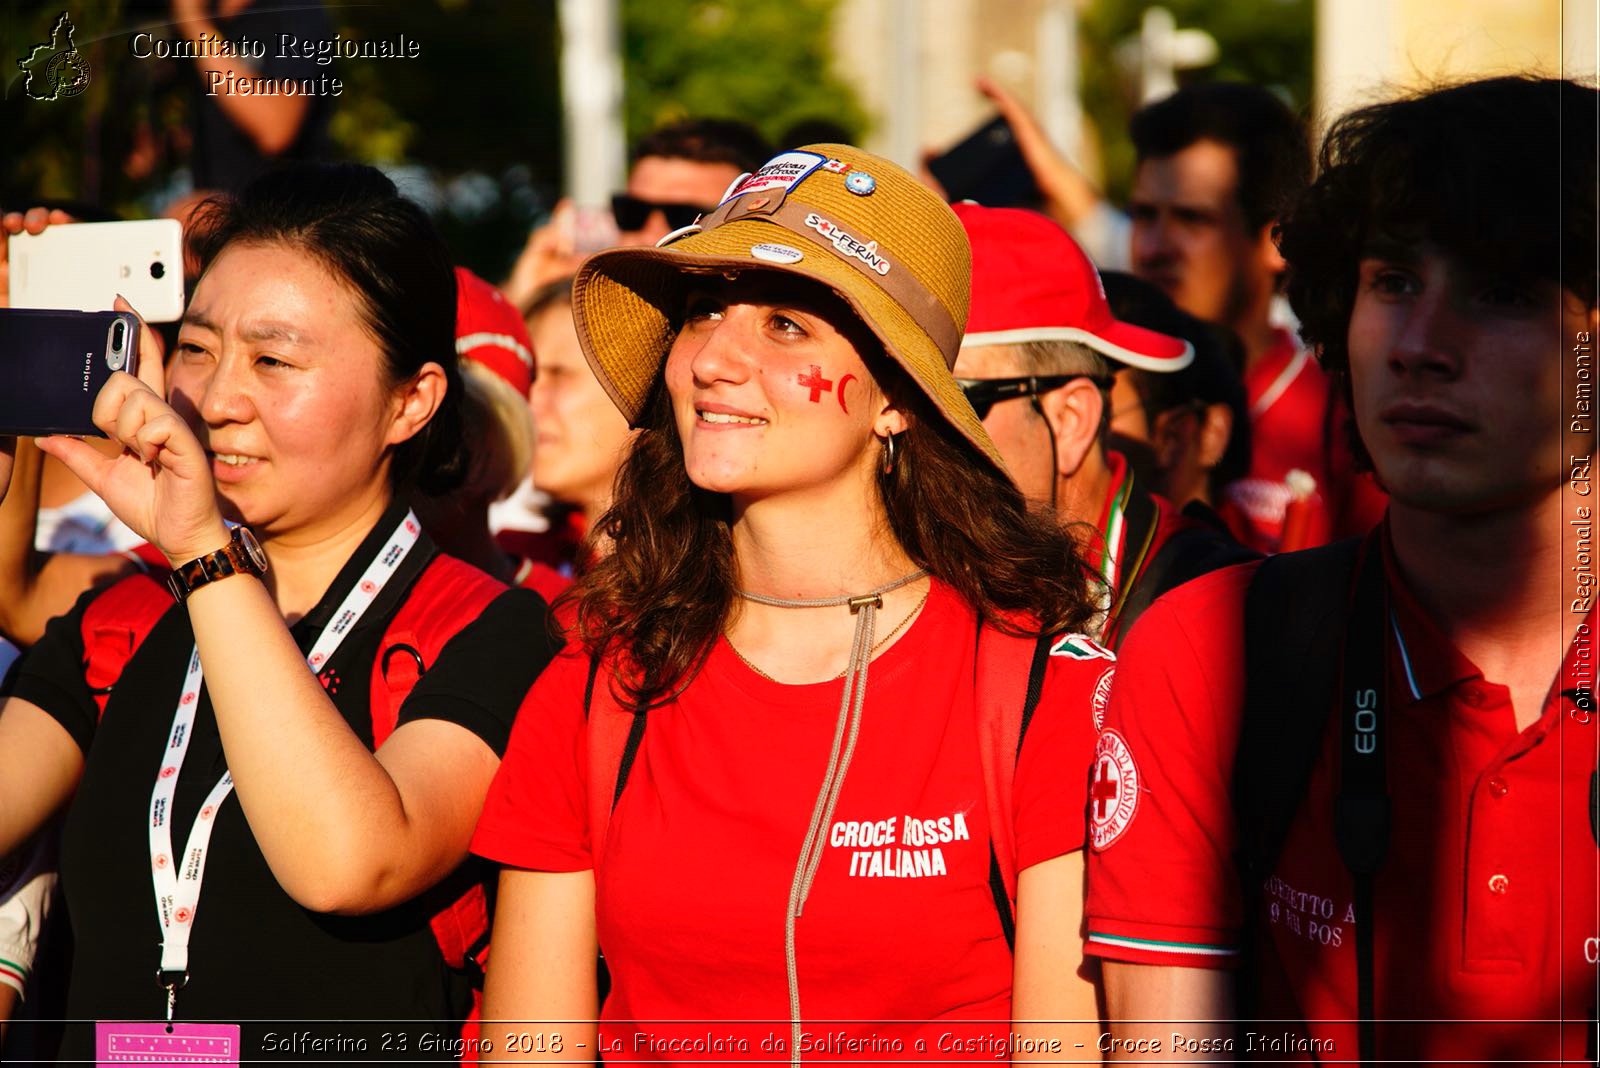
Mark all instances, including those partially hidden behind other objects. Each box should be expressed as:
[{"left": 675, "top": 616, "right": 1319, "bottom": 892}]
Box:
[
  {"left": 107, "top": 320, "right": 129, "bottom": 371},
  {"left": 150, "top": 261, "right": 166, "bottom": 279}
]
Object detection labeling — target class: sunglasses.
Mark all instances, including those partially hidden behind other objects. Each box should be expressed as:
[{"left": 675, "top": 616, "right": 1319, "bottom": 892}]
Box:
[
  {"left": 611, "top": 193, "right": 711, "bottom": 233},
  {"left": 956, "top": 374, "right": 1116, "bottom": 420}
]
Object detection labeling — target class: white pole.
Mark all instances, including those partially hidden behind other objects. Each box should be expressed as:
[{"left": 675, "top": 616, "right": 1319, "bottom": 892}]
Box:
[
  {"left": 1036, "top": 0, "right": 1082, "bottom": 166},
  {"left": 558, "top": 0, "right": 626, "bottom": 209},
  {"left": 888, "top": 0, "right": 921, "bottom": 170}
]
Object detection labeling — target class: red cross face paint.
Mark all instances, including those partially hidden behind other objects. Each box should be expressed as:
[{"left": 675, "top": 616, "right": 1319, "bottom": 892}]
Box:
[
  {"left": 663, "top": 273, "right": 890, "bottom": 500},
  {"left": 797, "top": 364, "right": 834, "bottom": 403}
]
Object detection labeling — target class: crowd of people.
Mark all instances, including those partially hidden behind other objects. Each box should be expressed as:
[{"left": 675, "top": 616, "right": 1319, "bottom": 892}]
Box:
[{"left": 0, "top": 51, "right": 1593, "bottom": 1068}]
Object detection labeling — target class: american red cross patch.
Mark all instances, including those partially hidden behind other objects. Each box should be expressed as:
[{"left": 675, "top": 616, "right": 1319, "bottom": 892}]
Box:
[{"left": 1090, "top": 728, "right": 1140, "bottom": 850}]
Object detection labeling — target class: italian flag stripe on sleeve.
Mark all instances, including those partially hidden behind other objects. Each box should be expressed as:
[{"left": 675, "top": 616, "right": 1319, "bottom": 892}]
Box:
[
  {"left": 1088, "top": 931, "right": 1238, "bottom": 956},
  {"left": 0, "top": 954, "right": 28, "bottom": 989}
]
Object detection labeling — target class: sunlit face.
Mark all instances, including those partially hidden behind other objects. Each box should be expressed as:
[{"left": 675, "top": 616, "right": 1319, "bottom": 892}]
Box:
[
  {"left": 951, "top": 344, "right": 1058, "bottom": 506},
  {"left": 528, "top": 299, "right": 635, "bottom": 514},
  {"left": 1129, "top": 140, "right": 1274, "bottom": 329},
  {"left": 619, "top": 156, "right": 743, "bottom": 246},
  {"left": 1347, "top": 244, "right": 1591, "bottom": 516},
  {"left": 169, "top": 242, "right": 410, "bottom": 538},
  {"left": 663, "top": 273, "right": 889, "bottom": 501}
]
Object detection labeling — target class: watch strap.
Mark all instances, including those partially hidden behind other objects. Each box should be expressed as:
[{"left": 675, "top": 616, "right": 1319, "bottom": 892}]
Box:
[{"left": 165, "top": 531, "right": 264, "bottom": 602}]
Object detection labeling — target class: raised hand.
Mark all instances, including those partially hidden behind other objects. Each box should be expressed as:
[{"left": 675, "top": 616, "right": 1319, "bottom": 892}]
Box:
[
  {"left": 974, "top": 76, "right": 1102, "bottom": 230},
  {"left": 36, "top": 299, "right": 228, "bottom": 567}
]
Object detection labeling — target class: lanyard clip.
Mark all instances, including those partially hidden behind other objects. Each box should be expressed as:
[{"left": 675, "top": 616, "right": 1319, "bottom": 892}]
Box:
[{"left": 158, "top": 968, "right": 188, "bottom": 1025}]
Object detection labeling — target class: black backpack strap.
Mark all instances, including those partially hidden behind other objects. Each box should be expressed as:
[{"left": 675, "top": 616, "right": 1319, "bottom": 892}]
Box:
[
  {"left": 986, "top": 632, "right": 1054, "bottom": 952},
  {"left": 1232, "top": 539, "right": 1362, "bottom": 1020}
]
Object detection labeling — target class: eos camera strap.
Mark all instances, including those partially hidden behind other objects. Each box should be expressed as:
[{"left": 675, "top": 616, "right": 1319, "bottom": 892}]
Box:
[{"left": 1335, "top": 543, "right": 1391, "bottom": 1068}]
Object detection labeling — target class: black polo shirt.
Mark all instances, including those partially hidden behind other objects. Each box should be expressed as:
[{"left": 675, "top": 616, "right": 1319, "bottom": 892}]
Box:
[{"left": 9, "top": 502, "right": 553, "bottom": 1059}]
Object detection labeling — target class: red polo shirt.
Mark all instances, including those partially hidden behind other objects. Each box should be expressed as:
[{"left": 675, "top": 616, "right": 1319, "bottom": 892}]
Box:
[
  {"left": 1084, "top": 537, "right": 1597, "bottom": 1063},
  {"left": 1221, "top": 329, "right": 1387, "bottom": 553}
]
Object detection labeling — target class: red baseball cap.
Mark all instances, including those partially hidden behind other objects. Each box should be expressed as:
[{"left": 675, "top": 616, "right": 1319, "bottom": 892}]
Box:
[
  {"left": 454, "top": 266, "right": 535, "bottom": 396},
  {"left": 954, "top": 204, "right": 1193, "bottom": 372}
]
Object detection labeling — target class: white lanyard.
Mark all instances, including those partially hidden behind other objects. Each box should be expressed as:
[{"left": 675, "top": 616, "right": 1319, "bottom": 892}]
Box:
[{"left": 148, "top": 511, "right": 423, "bottom": 990}]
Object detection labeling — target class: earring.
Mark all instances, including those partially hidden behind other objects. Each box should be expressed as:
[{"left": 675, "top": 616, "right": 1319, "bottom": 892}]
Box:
[{"left": 880, "top": 432, "right": 899, "bottom": 475}]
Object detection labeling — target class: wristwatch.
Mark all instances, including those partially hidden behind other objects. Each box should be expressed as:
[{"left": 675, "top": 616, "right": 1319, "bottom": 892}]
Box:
[{"left": 165, "top": 526, "right": 269, "bottom": 602}]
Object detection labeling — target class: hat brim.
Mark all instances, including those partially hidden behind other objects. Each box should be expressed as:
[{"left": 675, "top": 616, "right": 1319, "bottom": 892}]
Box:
[
  {"left": 572, "top": 220, "right": 1008, "bottom": 474},
  {"left": 962, "top": 322, "right": 1195, "bottom": 373}
]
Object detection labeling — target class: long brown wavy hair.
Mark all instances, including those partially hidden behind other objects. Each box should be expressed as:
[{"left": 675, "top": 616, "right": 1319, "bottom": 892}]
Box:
[{"left": 556, "top": 340, "right": 1100, "bottom": 711}]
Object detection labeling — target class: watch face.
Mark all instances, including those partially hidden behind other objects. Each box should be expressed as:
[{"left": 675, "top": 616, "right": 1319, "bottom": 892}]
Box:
[{"left": 236, "top": 527, "right": 268, "bottom": 572}]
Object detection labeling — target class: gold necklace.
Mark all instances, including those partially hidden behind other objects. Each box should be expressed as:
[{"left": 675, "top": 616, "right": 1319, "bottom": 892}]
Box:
[{"left": 728, "top": 584, "right": 932, "bottom": 684}]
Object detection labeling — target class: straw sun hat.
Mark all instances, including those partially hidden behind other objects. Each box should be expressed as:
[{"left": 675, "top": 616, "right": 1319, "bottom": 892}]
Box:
[{"left": 570, "top": 143, "right": 1006, "bottom": 473}]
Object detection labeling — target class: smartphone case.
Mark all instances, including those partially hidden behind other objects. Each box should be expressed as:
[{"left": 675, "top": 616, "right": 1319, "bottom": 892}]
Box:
[
  {"left": 7, "top": 219, "right": 185, "bottom": 322},
  {"left": 0, "top": 308, "right": 140, "bottom": 437},
  {"left": 927, "top": 114, "right": 1041, "bottom": 209}
]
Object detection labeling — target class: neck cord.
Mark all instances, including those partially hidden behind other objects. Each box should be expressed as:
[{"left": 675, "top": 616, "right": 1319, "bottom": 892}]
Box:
[{"left": 736, "top": 567, "right": 927, "bottom": 1068}]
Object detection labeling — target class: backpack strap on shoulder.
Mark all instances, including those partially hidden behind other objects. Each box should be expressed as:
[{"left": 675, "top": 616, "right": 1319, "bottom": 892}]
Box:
[
  {"left": 365, "top": 553, "right": 506, "bottom": 995},
  {"left": 80, "top": 574, "right": 175, "bottom": 720},
  {"left": 584, "top": 652, "right": 646, "bottom": 868},
  {"left": 975, "top": 619, "right": 1053, "bottom": 952},
  {"left": 1232, "top": 538, "right": 1362, "bottom": 1014}
]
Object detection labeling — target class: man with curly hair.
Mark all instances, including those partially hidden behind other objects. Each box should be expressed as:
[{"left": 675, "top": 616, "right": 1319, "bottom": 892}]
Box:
[{"left": 1084, "top": 75, "right": 1598, "bottom": 1063}]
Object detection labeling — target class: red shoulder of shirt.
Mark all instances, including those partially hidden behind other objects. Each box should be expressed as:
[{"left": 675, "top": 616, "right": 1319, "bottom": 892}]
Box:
[{"left": 1084, "top": 560, "right": 1260, "bottom": 969}]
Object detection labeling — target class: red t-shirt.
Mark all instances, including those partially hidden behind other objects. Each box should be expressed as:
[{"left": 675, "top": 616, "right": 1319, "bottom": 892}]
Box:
[
  {"left": 474, "top": 580, "right": 1110, "bottom": 1061},
  {"left": 1222, "top": 330, "right": 1387, "bottom": 553},
  {"left": 1083, "top": 543, "right": 1597, "bottom": 1064}
]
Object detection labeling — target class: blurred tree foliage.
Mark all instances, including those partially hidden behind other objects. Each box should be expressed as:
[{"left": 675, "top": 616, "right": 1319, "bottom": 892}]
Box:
[
  {"left": 2, "top": 1, "right": 562, "bottom": 276},
  {"left": 4, "top": 0, "right": 865, "bottom": 275},
  {"left": 1079, "top": 0, "right": 1314, "bottom": 204},
  {"left": 621, "top": 0, "right": 866, "bottom": 148}
]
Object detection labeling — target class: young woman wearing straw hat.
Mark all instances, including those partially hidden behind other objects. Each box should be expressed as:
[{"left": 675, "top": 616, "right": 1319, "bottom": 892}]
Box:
[{"left": 474, "top": 147, "right": 1109, "bottom": 1060}]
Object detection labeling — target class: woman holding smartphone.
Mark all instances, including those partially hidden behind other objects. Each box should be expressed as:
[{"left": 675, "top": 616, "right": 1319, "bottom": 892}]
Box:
[
  {"left": 0, "top": 164, "right": 551, "bottom": 1056},
  {"left": 474, "top": 146, "right": 1109, "bottom": 1060}
]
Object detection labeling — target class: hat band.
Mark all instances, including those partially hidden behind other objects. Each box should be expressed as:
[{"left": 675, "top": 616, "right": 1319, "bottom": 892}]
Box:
[{"left": 696, "top": 196, "right": 963, "bottom": 368}]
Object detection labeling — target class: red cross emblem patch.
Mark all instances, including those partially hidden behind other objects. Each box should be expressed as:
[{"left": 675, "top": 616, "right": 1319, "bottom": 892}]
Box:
[{"left": 1089, "top": 728, "right": 1140, "bottom": 850}]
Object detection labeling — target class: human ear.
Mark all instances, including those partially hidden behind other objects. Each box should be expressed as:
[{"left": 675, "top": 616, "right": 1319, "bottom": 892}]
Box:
[
  {"left": 385, "top": 361, "right": 448, "bottom": 448},
  {"left": 1259, "top": 221, "right": 1287, "bottom": 275},
  {"left": 871, "top": 395, "right": 910, "bottom": 439},
  {"left": 1196, "top": 403, "right": 1234, "bottom": 470},
  {"left": 1038, "top": 378, "right": 1104, "bottom": 479}
]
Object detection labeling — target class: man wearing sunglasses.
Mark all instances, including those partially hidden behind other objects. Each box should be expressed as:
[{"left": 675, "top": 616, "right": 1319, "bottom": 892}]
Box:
[
  {"left": 505, "top": 119, "right": 770, "bottom": 306},
  {"left": 952, "top": 205, "right": 1253, "bottom": 648}
]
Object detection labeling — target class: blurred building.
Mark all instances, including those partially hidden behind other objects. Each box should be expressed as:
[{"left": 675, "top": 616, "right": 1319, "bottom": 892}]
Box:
[
  {"left": 1318, "top": 0, "right": 1597, "bottom": 128},
  {"left": 831, "top": 0, "right": 1089, "bottom": 168},
  {"left": 829, "top": 0, "right": 1594, "bottom": 174}
]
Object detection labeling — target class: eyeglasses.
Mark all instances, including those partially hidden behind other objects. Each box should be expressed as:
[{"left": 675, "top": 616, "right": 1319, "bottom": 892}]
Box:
[
  {"left": 611, "top": 193, "right": 711, "bottom": 233},
  {"left": 956, "top": 374, "right": 1115, "bottom": 420}
]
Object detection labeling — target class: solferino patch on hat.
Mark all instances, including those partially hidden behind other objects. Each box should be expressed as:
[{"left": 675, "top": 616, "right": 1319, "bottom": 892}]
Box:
[
  {"left": 750, "top": 243, "right": 805, "bottom": 265},
  {"left": 725, "top": 151, "right": 828, "bottom": 202},
  {"left": 804, "top": 213, "right": 891, "bottom": 276}
]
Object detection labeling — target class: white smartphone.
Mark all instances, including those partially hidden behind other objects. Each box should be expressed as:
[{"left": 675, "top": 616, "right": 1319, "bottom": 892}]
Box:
[{"left": 8, "top": 219, "right": 185, "bottom": 322}]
